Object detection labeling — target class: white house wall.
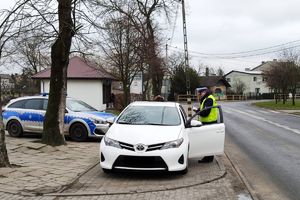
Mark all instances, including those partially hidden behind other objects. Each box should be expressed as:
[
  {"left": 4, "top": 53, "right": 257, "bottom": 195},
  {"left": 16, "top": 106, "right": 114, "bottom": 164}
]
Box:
[
  {"left": 40, "top": 79, "right": 106, "bottom": 111},
  {"left": 226, "top": 72, "right": 270, "bottom": 94}
]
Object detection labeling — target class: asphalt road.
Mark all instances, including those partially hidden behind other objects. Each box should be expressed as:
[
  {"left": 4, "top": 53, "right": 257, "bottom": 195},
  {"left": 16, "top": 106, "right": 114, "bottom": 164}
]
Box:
[{"left": 221, "top": 101, "right": 300, "bottom": 200}]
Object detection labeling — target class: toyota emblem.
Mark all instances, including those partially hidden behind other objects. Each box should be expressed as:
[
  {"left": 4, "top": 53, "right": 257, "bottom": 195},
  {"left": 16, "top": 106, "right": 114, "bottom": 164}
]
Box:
[{"left": 135, "top": 144, "right": 147, "bottom": 152}]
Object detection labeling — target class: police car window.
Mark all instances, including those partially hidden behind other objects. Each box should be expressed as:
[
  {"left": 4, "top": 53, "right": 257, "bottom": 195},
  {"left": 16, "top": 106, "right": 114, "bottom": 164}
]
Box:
[
  {"left": 8, "top": 100, "right": 26, "bottom": 108},
  {"left": 24, "top": 99, "right": 43, "bottom": 110},
  {"left": 42, "top": 99, "right": 48, "bottom": 110}
]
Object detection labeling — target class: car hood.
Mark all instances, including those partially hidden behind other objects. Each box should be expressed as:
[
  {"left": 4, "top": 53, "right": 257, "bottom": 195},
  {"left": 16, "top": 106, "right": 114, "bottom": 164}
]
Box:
[
  {"left": 106, "top": 124, "right": 183, "bottom": 145},
  {"left": 82, "top": 111, "right": 116, "bottom": 120}
]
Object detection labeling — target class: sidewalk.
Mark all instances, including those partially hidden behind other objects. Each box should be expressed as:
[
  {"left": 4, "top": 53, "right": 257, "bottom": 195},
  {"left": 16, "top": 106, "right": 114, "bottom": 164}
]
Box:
[
  {"left": 0, "top": 134, "right": 248, "bottom": 200},
  {"left": 0, "top": 134, "right": 99, "bottom": 198}
]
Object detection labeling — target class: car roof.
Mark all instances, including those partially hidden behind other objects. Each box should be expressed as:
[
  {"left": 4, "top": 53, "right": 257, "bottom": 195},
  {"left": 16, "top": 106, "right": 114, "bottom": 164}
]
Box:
[
  {"left": 6, "top": 95, "right": 75, "bottom": 105},
  {"left": 130, "top": 101, "right": 179, "bottom": 107}
]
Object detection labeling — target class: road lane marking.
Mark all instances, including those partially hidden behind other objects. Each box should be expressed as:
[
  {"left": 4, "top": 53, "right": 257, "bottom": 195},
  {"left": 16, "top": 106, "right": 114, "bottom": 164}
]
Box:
[
  {"left": 224, "top": 110, "right": 234, "bottom": 114},
  {"left": 269, "top": 110, "right": 280, "bottom": 114},
  {"left": 229, "top": 109, "right": 300, "bottom": 135},
  {"left": 258, "top": 110, "right": 269, "bottom": 114},
  {"left": 247, "top": 110, "right": 257, "bottom": 114}
]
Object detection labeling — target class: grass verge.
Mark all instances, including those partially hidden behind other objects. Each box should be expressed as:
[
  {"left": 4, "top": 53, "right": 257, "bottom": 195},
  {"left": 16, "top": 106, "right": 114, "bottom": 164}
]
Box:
[{"left": 253, "top": 100, "right": 300, "bottom": 110}]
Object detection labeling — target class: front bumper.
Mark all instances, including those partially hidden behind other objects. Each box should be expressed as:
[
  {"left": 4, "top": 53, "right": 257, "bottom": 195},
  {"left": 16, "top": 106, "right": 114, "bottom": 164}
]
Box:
[{"left": 100, "top": 140, "right": 188, "bottom": 172}]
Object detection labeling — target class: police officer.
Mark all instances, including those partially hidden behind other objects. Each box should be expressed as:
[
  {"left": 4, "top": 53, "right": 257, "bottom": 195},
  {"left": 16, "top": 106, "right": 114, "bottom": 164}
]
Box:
[{"left": 196, "top": 87, "right": 218, "bottom": 124}]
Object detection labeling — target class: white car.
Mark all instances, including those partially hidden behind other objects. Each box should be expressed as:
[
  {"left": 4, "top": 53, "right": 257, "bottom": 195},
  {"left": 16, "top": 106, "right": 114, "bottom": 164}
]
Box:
[{"left": 100, "top": 101, "right": 225, "bottom": 174}]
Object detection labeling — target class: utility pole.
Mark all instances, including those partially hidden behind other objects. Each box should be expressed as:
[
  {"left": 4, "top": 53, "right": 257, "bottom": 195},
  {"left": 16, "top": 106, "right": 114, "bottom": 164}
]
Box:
[{"left": 180, "top": 0, "right": 192, "bottom": 117}]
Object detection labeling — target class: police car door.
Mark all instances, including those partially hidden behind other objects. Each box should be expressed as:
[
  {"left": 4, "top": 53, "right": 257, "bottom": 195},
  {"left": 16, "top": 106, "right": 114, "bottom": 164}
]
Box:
[
  {"left": 22, "top": 99, "right": 44, "bottom": 132},
  {"left": 187, "top": 106, "right": 225, "bottom": 159}
]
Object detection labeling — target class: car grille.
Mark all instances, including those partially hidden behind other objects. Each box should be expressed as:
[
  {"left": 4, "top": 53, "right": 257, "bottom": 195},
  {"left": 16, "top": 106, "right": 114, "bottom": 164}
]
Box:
[
  {"left": 118, "top": 142, "right": 165, "bottom": 152},
  {"left": 119, "top": 141, "right": 134, "bottom": 151},
  {"left": 146, "top": 143, "right": 165, "bottom": 151},
  {"left": 113, "top": 155, "right": 168, "bottom": 170}
]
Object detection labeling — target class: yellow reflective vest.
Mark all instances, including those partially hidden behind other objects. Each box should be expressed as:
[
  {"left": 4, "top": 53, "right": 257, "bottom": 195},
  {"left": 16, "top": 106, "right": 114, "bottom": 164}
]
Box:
[{"left": 199, "top": 95, "right": 218, "bottom": 123}]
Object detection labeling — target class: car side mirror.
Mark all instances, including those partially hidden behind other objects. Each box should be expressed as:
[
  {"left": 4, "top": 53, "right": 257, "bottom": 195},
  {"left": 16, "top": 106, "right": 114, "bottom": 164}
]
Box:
[
  {"left": 185, "top": 119, "right": 202, "bottom": 128},
  {"left": 192, "top": 106, "right": 198, "bottom": 112}
]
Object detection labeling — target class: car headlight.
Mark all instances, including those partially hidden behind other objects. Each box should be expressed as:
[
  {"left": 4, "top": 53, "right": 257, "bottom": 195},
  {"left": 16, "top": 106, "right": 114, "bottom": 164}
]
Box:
[
  {"left": 91, "top": 118, "right": 105, "bottom": 124},
  {"left": 103, "top": 137, "right": 121, "bottom": 149},
  {"left": 160, "top": 138, "right": 184, "bottom": 150}
]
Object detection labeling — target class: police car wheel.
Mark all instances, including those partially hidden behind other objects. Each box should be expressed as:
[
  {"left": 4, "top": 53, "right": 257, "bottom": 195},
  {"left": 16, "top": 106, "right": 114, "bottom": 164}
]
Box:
[
  {"left": 7, "top": 120, "right": 23, "bottom": 137},
  {"left": 69, "top": 123, "right": 88, "bottom": 142}
]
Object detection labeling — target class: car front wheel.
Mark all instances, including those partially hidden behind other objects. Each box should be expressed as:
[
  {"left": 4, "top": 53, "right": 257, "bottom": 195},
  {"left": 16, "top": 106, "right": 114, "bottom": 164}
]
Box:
[
  {"left": 7, "top": 120, "right": 23, "bottom": 137},
  {"left": 102, "top": 168, "right": 112, "bottom": 174},
  {"left": 201, "top": 156, "right": 214, "bottom": 163},
  {"left": 69, "top": 123, "right": 88, "bottom": 142}
]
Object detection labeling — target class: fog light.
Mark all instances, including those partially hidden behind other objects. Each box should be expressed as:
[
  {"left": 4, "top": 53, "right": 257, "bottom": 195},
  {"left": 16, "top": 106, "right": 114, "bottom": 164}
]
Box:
[
  {"left": 101, "top": 153, "right": 105, "bottom": 162},
  {"left": 178, "top": 154, "right": 184, "bottom": 164}
]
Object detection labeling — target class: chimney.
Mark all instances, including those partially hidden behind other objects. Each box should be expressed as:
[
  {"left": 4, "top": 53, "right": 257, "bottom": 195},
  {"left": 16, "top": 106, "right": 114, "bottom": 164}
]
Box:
[
  {"left": 262, "top": 61, "right": 266, "bottom": 64},
  {"left": 245, "top": 68, "right": 250, "bottom": 71}
]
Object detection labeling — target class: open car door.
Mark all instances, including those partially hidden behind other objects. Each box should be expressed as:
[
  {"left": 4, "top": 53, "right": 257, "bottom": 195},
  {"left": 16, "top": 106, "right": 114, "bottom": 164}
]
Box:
[{"left": 187, "top": 106, "right": 225, "bottom": 159}]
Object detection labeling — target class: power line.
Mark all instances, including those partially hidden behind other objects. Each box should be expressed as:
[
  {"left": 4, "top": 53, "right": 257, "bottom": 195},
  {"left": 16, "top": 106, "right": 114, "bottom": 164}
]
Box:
[
  {"left": 169, "top": 39, "right": 300, "bottom": 56},
  {"left": 168, "top": 43, "right": 300, "bottom": 59}
]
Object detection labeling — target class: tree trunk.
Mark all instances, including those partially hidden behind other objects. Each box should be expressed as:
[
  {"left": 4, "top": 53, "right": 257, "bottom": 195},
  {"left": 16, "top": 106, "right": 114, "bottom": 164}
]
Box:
[
  {"left": 122, "top": 84, "right": 130, "bottom": 107},
  {"left": 0, "top": 123, "right": 10, "bottom": 167},
  {"left": 146, "top": 18, "right": 163, "bottom": 96},
  {"left": 292, "top": 88, "right": 296, "bottom": 106},
  {"left": 0, "top": 93, "right": 10, "bottom": 167},
  {"left": 42, "top": 0, "right": 74, "bottom": 146}
]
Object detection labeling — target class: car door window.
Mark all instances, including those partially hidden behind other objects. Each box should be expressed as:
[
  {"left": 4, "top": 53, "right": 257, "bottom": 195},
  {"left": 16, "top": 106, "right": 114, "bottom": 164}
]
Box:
[
  {"left": 42, "top": 99, "right": 48, "bottom": 110},
  {"left": 8, "top": 100, "right": 26, "bottom": 108},
  {"left": 24, "top": 99, "right": 43, "bottom": 110},
  {"left": 179, "top": 105, "right": 187, "bottom": 124}
]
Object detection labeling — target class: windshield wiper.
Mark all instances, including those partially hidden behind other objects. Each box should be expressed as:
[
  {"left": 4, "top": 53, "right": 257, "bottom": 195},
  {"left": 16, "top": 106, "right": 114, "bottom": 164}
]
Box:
[
  {"left": 144, "top": 123, "right": 167, "bottom": 126},
  {"left": 117, "top": 121, "right": 132, "bottom": 124}
]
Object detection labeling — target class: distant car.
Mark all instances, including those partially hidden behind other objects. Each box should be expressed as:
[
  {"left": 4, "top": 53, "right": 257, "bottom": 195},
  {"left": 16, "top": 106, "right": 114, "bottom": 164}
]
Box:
[
  {"left": 100, "top": 101, "right": 225, "bottom": 174},
  {"left": 2, "top": 95, "right": 116, "bottom": 141}
]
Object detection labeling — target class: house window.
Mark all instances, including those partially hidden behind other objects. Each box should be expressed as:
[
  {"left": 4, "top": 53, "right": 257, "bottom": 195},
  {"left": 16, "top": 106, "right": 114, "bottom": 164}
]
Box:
[
  {"left": 262, "top": 77, "right": 266, "bottom": 82},
  {"left": 226, "top": 78, "right": 231, "bottom": 82},
  {"left": 253, "top": 77, "right": 257, "bottom": 82}
]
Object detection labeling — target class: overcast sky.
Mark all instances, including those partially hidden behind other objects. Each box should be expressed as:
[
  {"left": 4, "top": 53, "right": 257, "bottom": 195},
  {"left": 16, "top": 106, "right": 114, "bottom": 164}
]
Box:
[
  {"left": 168, "top": 0, "right": 300, "bottom": 73},
  {"left": 1, "top": 0, "right": 300, "bottom": 74}
]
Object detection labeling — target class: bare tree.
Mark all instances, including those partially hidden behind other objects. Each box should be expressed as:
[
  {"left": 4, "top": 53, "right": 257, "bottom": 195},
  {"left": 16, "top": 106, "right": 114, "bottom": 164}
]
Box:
[
  {"left": 99, "top": 14, "right": 145, "bottom": 106},
  {"left": 279, "top": 49, "right": 300, "bottom": 105},
  {"left": 41, "top": 0, "right": 75, "bottom": 146},
  {"left": 264, "top": 48, "right": 300, "bottom": 105},
  {"left": 263, "top": 62, "right": 289, "bottom": 104},
  {"left": 91, "top": 0, "right": 176, "bottom": 96},
  {"left": 216, "top": 67, "right": 225, "bottom": 76},
  {"left": 232, "top": 79, "right": 246, "bottom": 95},
  {"left": 13, "top": 30, "right": 51, "bottom": 73},
  {"left": 0, "top": 0, "right": 32, "bottom": 167}
]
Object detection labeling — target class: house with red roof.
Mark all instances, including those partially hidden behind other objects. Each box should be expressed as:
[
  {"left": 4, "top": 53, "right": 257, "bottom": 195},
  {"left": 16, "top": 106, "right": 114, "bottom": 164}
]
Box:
[{"left": 32, "top": 56, "right": 116, "bottom": 111}]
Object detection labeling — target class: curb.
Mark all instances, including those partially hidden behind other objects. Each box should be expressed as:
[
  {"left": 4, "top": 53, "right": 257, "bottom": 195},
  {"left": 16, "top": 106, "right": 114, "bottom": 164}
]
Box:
[
  {"left": 57, "top": 160, "right": 100, "bottom": 193},
  {"left": 46, "top": 157, "right": 227, "bottom": 197},
  {"left": 224, "top": 151, "right": 260, "bottom": 200}
]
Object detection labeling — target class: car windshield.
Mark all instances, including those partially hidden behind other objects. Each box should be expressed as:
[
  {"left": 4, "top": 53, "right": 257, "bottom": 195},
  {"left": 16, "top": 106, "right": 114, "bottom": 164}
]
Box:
[
  {"left": 117, "top": 105, "right": 181, "bottom": 126},
  {"left": 66, "top": 99, "right": 97, "bottom": 112}
]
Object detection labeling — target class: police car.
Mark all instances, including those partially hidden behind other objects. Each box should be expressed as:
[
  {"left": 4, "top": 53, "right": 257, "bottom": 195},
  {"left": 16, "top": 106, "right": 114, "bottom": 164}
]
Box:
[{"left": 2, "top": 95, "right": 116, "bottom": 141}]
